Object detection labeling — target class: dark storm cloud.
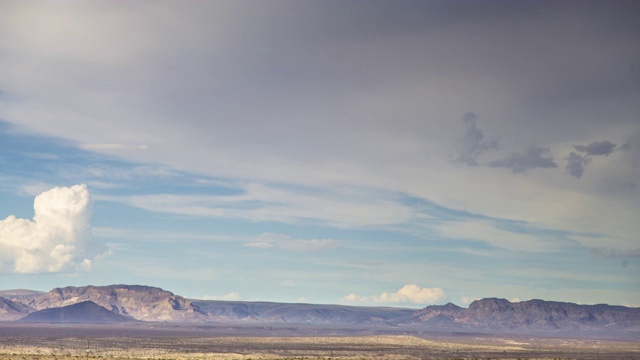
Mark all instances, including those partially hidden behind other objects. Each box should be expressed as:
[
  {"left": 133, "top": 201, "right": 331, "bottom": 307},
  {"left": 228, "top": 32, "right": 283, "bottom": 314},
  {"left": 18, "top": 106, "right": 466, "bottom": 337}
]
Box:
[
  {"left": 565, "top": 152, "right": 591, "bottom": 179},
  {"left": 488, "top": 145, "right": 557, "bottom": 174},
  {"left": 574, "top": 140, "right": 617, "bottom": 156},
  {"left": 451, "top": 113, "right": 498, "bottom": 166}
]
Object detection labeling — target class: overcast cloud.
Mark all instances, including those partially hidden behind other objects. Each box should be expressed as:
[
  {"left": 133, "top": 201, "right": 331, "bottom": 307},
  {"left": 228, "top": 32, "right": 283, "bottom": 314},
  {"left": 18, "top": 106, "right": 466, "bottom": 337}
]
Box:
[{"left": 0, "top": 0, "right": 638, "bottom": 306}]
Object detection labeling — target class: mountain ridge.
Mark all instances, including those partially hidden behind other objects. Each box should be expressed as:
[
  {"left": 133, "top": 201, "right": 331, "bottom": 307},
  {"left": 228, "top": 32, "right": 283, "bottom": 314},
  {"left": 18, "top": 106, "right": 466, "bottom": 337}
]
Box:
[
  {"left": 3, "top": 285, "right": 639, "bottom": 335},
  {"left": 13, "top": 284, "right": 206, "bottom": 322},
  {"left": 415, "top": 297, "right": 640, "bottom": 331}
]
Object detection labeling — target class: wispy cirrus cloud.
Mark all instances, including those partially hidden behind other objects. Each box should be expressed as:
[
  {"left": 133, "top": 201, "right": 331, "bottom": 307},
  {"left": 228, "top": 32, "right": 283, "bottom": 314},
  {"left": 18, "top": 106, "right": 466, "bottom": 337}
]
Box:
[
  {"left": 433, "top": 218, "right": 559, "bottom": 252},
  {"left": 244, "top": 233, "right": 337, "bottom": 252},
  {"left": 589, "top": 247, "right": 640, "bottom": 259},
  {"left": 101, "top": 183, "right": 414, "bottom": 228},
  {"left": 79, "top": 143, "right": 149, "bottom": 151}
]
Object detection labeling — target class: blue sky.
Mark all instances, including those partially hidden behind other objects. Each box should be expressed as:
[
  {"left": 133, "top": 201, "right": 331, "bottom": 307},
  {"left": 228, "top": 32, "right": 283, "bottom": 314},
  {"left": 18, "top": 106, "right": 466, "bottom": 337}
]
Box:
[{"left": 0, "top": 0, "right": 639, "bottom": 308}]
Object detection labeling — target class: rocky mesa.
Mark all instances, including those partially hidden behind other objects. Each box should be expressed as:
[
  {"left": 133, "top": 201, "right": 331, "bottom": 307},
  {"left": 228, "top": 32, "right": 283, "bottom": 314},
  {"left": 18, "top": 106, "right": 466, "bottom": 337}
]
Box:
[{"left": 11, "top": 284, "right": 207, "bottom": 322}]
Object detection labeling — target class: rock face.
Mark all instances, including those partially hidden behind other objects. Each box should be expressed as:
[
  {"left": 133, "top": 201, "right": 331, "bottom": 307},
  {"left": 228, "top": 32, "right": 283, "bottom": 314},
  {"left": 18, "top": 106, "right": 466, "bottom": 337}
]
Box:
[
  {"left": 414, "top": 298, "right": 640, "bottom": 331},
  {"left": 20, "top": 301, "right": 133, "bottom": 323},
  {"left": 0, "top": 297, "right": 33, "bottom": 321},
  {"left": 17, "top": 285, "right": 206, "bottom": 322}
]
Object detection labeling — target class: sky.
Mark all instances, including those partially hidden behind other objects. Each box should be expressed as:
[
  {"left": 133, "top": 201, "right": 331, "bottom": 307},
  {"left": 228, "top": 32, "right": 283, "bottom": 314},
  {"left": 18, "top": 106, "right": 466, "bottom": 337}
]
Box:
[{"left": 0, "top": 0, "right": 639, "bottom": 308}]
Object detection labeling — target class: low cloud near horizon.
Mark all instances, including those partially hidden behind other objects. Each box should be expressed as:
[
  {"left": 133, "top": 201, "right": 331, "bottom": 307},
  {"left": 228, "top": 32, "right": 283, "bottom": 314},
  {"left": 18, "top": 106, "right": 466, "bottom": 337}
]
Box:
[
  {"left": 0, "top": 184, "right": 105, "bottom": 273},
  {"left": 343, "top": 284, "right": 446, "bottom": 305},
  {"left": 199, "top": 292, "right": 241, "bottom": 301}
]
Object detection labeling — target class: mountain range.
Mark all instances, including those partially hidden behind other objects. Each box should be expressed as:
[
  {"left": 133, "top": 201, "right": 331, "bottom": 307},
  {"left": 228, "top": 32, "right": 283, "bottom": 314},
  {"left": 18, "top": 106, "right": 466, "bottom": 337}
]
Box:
[{"left": 1, "top": 284, "right": 639, "bottom": 336}]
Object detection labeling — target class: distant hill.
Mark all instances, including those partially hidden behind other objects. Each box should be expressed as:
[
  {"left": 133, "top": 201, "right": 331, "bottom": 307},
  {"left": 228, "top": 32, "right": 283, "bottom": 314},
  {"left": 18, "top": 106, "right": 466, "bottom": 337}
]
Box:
[
  {"left": 19, "top": 300, "right": 133, "bottom": 323},
  {"left": 0, "top": 289, "right": 46, "bottom": 297}
]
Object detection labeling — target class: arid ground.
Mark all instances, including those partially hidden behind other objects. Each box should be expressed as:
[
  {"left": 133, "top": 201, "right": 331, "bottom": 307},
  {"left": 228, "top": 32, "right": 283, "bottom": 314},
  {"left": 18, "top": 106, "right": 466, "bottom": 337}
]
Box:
[{"left": 0, "top": 323, "right": 638, "bottom": 360}]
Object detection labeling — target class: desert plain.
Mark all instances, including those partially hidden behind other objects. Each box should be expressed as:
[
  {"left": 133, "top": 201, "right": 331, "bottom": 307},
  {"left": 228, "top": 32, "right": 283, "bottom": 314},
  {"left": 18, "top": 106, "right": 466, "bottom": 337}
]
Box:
[{"left": 1, "top": 322, "right": 638, "bottom": 360}]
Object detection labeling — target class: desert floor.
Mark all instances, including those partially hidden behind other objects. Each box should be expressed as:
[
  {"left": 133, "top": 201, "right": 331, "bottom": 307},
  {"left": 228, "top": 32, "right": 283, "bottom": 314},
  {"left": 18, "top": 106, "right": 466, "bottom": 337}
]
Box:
[{"left": 0, "top": 323, "right": 637, "bottom": 359}]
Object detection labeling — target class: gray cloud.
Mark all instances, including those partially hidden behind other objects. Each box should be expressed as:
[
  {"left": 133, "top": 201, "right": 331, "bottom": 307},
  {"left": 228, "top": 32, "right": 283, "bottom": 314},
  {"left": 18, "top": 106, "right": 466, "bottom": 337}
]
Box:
[
  {"left": 566, "top": 139, "right": 627, "bottom": 178},
  {"left": 565, "top": 152, "right": 591, "bottom": 178},
  {"left": 451, "top": 113, "right": 498, "bottom": 166},
  {"left": 488, "top": 145, "right": 557, "bottom": 173},
  {"left": 574, "top": 140, "right": 616, "bottom": 156}
]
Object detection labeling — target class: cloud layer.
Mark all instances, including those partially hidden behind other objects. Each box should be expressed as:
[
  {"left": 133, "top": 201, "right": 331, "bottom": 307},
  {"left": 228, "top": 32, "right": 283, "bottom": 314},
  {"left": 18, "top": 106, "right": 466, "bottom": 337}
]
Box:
[
  {"left": 0, "top": 1, "right": 638, "bottom": 306},
  {"left": 343, "top": 284, "right": 445, "bottom": 305},
  {"left": 0, "top": 184, "right": 103, "bottom": 273}
]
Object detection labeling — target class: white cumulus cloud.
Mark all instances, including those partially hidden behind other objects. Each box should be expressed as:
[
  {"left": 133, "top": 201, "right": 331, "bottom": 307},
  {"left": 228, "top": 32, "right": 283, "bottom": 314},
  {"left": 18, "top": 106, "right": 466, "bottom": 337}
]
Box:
[
  {"left": 342, "top": 284, "right": 446, "bottom": 305},
  {"left": 0, "top": 184, "right": 104, "bottom": 273}
]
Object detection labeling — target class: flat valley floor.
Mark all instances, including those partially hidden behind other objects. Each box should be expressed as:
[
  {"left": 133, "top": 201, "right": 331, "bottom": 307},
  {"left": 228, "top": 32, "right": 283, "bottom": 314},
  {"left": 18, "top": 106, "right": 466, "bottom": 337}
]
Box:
[{"left": 0, "top": 323, "right": 638, "bottom": 360}]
